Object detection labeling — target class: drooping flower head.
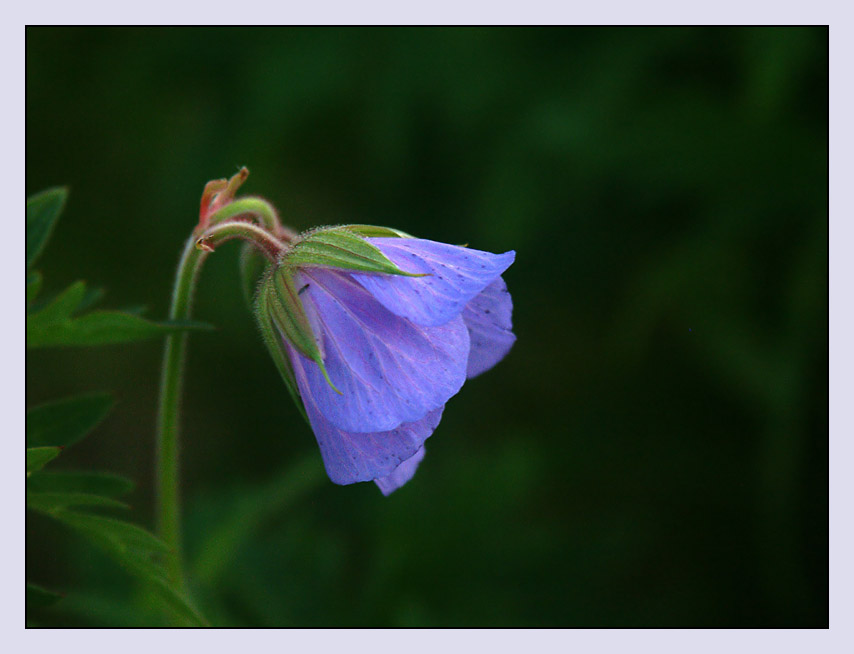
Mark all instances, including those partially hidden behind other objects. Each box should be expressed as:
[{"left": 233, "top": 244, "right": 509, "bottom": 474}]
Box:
[
  {"left": 254, "top": 225, "right": 515, "bottom": 494},
  {"left": 198, "top": 171, "right": 515, "bottom": 495}
]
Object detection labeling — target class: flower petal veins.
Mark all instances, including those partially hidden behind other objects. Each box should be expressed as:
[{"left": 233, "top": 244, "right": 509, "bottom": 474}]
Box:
[
  {"left": 293, "top": 268, "right": 469, "bottom": 433},
  {"left": 352, "top": 238, "right": 515, "bottom": 327},
  {"left": 289, "top": 346, "right": 444, "bottom": 485},
  {"left": 262, "top": 229, "right": 515, "bottom": 493}
]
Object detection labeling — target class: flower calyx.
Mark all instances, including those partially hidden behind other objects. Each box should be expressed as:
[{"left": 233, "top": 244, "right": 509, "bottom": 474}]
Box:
[{"left": 281, "top": 226, "right": 424, "bottom": 277}]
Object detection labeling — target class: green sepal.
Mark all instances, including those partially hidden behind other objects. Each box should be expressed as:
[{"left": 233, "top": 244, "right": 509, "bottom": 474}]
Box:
[
  {"left": 27, "top": 447, "right": 62, "bottom": 475},
  {"left": 343, "top": 224, "right": 414, "bottom": 239},
  {"left": 254, "top": 288, "right": 308, "bottom": 424},
  {"left": 285, "top": 226, "right": 424, "bottom": 277},
  {"left": 264, "top": 269, "right": 341, "bottom": 394}
]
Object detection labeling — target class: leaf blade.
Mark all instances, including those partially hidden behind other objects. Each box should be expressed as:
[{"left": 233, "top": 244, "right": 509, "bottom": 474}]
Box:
[
  {"left": 26, "top": 583, "right": 64, "bottom": 610},
  {"left": 27, "top": 492, "right": 130, "bottom": 512},
  {"left": 26, "top": 392, "right": 114, "bottom": 448},
  {"left": 27, "top": 187, "right": 68, "bottom": 270},
  {"left": 27, "top": 306, "right": 213, "bottom": 348},
  {"left": 27, "top": 271, "right": 43, "bottom": 305},
  {"left": 27, "top": 447, "right": 62, "bottom": 474},
  {"left": 48, "top": 510, "right": 209, "bottom": 626},
  {"left": 26, "top": 470, "right": 134, "bottom": 497},
  {"left": 51, "top": 511, "right": 171, "bottom": 554}
]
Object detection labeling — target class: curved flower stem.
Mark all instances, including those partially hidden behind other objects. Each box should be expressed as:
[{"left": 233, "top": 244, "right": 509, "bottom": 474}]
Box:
[
  {"left": 207, "top": 197, "right": 282, "bottom": 233},
  {"left": 155, "top": 217, "right": 289, "bottom": 596},
  {"left": 195, "top": 220, "right": 287, "bottom": 260},
  {"left": 155, "top": 236, "right": 207, "bottom": 591}
]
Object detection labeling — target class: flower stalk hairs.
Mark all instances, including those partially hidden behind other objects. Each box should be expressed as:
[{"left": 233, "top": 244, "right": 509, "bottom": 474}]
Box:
[{"left": 155, "top": 168, "right": 514, "bottom": 586}]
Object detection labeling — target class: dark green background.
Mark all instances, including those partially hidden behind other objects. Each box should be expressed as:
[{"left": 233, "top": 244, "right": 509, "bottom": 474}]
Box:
[{"left": 26, "top": 27, "right": 828, "bottom": 627}]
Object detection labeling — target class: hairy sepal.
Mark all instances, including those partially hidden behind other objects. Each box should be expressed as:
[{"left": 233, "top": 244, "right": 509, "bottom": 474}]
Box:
[
  {"left": 284, "top": 226, "right": 423, "bottom": 277},
  {"left": 263, "top": 268, "right": 340, "bottom": 395},
  {"left": 254, "top": 288, "right": 308, "bottom": 423},
  {"left": 343, "top": 224, "right": 414, "bottom": 239}
]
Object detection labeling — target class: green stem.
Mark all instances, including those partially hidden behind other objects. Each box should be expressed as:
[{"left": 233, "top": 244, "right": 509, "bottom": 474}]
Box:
[
  {"left": 196, "top": 219, "right": 286, "bottom": 260},
  {"left": 208, "top": 197, "right": 281, "bottom": 233},
  {"left": 155, "top": 236, "right": 207, "bottom": 591},
  {"left": 155, "top": 218, "right": 285, "bottom": 602}
]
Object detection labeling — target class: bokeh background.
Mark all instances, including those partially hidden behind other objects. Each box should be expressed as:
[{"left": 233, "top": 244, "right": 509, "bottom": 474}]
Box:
[{"left": 26, "top": 27, "right": 828, "bottom": 627}]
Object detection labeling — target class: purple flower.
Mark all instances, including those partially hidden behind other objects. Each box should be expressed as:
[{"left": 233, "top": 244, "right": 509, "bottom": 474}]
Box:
[{"left": 257, "top": 232, "right": 515, "bottom": 494}]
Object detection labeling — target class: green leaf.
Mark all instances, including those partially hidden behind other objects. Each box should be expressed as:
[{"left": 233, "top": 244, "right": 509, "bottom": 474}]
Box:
[
  {"left": 26, "top": 470, "right": 134, "bottom": 497},
  {"left": 27, "top": 271, "right": 43, "bottom": 305},
  {"left": 50, "top": 511, "right": 208, "bottom": 626},
  {"left": 286, "top": 226, "right": 425, "bottom": 276},
  {"left": 27, "top": 187, "right": 68, "bottom": 270},
  {"left": 27, "top": 300, "right": 213, "bottom": 348},
  {"left": 119, "top": 304, "right": 148, "bottom": 316},
  {"left": 29, "top": 281, "right": 86, "bottom": 321},
  {"left": 52, "top": 511, "right": 171, "bottom": 554},
  {"left": 75, "top": 286, "right": 106, "bottom": 313},
  {"left": 99, "top": 545, "right": 209, "bottom": 627},
  {"left": 27, "top": 491, "right": 129, "bottom": 513},
  {"left": 26, "top": 392, "right": 114, "bottom": 448},
  {"left": 27, "top": 447, "right": 62, "bottom": 474},
  {"left": 26, "top": 583, "right": 64, "bottom": 610},
  {"left": 239, "top": 242, "right": 271, "bottom": 309}
]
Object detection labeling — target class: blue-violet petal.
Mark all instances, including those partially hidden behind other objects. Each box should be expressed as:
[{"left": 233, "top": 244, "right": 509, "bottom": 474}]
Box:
[
  {"left": 294, "top": 268, "right": 468, "bottom": 433},
  {"left": 353, "top": 238, "right": 515, "bottom": 327},
  {"left": 375, "top": 446, "right": 427, "bottom": 495},
  {"left": 462, "top": 276, "right": 516, "bottom": 378}
]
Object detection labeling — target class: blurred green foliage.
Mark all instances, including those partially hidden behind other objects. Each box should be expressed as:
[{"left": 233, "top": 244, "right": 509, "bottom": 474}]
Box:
[{"left": 26, "top": 27, "right": 827, "bottom": 627}]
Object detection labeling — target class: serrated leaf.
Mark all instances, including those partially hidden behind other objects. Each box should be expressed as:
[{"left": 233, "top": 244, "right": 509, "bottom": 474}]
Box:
[
  {"left": 52, "top": 511, "right": 171, "bottom": 554},
  {"left": 49, "top": 511, "right": 208, "bottom": 626},
  {"left": 286, "top": 226, "right": 425, "bottom": 276},
  {"left": 119, "top": 304, "right": 148, "bottom": 316},
  {"left": 26, "top": 583, "right": 64, "bottom": 610},
  {"left": 27, "top": 305, "right": 213, "bottom": 348},
  {"left": 27, "top": 491, "right": 129, "bottom": 512},
  {"left": 27, "top": 447, "right": 62, "bottom": 474},
  {"left": 28, "top": 281, "right": 86, "bottom": 322},
  {"left": 27, "top": 187, "right": 68, "bottom": 270},
  {"left": 96, "top": 543, "right": 208, "bottom": 627},
  {"left": 26, "top": 470, "right": 134, "bottom": 497},
  {"left": 75, "top": 286, "right": 106, "bottom": 313},
  {"left": 27, "top": 271, "right": 43, "bottom": 305},
  {"left": 240, "top": 242, "right": 271, "bottom": 309},
  {"left": 27, "top": 392, "right": 114, "bottom": 448}
]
